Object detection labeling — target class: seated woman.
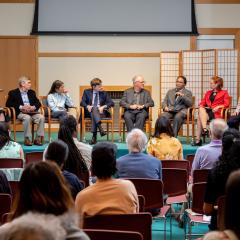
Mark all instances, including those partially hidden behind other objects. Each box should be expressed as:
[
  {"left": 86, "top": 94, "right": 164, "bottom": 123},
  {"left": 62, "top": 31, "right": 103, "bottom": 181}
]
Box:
[
  {"left": 203, "top": 129, "right": 240, "bottom": 231},
  {"left": 47, "top": 80, "right": 74, "bottom": 120},
  {"left": 192, "top": 76, "right": 230, "bottom": 146},
  {"left": 75, "top": 142, "right": 139, "bottom": 225},
  {"left": 147, "top": 116, "right": 183, "bottom": 160},
  {"left": 8, "top": 161, "right": 89, "bottom": 240},
  {"left": 0, "top": 122, "right": 24, "bottom": 181}
]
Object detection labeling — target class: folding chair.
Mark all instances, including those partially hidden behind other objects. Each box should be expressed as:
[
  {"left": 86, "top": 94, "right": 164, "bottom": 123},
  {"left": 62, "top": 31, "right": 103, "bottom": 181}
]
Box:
[
  {"left": 25, "top": 151, "right": 43, "bottom": 165},
  {"left": 161, "top": 160, "right": 189, "bottom": 175},
  {"left": 83, "top": 213, "right": 152, "bottom": 240},
  {"left": 184, "top": 182, "right": 209, "bottom": 240},
  {"left": 126, "top": 178, "right": 171, "bottom": 240},
  {"left": 192, "top": 169, "right": 210, "bottom": 184},
  {"left": 0, "top": 194, "right": 12, "bottom": 224},
  {"left": 0, "top": 158, "right": 23, "bottom": 168},
  {"left": 83, "top": 229, "right": 143, "bottom": 240}
]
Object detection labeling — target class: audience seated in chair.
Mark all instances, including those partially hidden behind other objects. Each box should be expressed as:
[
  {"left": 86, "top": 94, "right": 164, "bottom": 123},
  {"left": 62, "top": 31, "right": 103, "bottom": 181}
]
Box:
[
  {"left": 44, "top": 140, "right": 84, "bottom": 200},
  {"left": 147, "top": 116, "right": 183, "bottom": 160},
  {"left": 203, "top": 129, "right": 240, "bottom": 230},
  {"left": 6, "top": 76, "right": 45, "bottom": 146},
  {"left": 0, "top": 122, "right": 24, "bottom": 181},
  {"left": 119, "top": 75, "right": 154, "bottom": 132},
  {"left": 80, "top": 78, "right": 114, "bottom": 145},
  {"left": 117, "top": 128, "right": 161, "bottom": 179},
  {"left": 75, "top": 142, "right": 139, "bottom": 225},
  {"left": 7, "top": 161, "right": 88, "bottom": 240}
]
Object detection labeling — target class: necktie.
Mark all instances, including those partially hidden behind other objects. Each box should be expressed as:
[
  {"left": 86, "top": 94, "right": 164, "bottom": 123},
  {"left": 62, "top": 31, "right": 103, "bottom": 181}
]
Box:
[{"left": 93, "top": 92, "right": 98, "bottom": 106}]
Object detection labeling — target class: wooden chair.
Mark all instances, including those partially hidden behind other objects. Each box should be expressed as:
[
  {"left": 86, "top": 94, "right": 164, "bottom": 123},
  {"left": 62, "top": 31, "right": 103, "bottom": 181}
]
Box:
[
  {"left": 0, "top": 194, "right": 12, "bottom": 224},
  {"left": 83, "top": 213, "right": 152, "bottom": 240},
  {"left": 161, "top": 160, "right": 190, "bottom": 175},
  {"left": 126, "top": 178, "right": 171, "bottom": 240},
  {"left": 186, "top": 154, "right": 195, "bottom": 175},
  {"left": 83, "top": 229, "right": 143, "bottom": 240},
  {"left": 1, "top": 212, "right": 12, "bottom": 224},
  {"left": 80, "top": 106, "right": 114, "bottom": 142},
  {"left": 158, "top": 96, "right": 195, "bottom": 143},
  {"left": 192, "top": 169, "right": 210, "bottom": 184},
  {"left": 119, "top": 107, "right": 152, "bottom": 141},
  {"left": 0, "top": 158, "right": 23, "bottom": 168},
  {"left": 39, "top": 96, "right": 79, "bottom": 142},
  {"left": 25, "top": 151, "right": 43, "bottom": 165}
]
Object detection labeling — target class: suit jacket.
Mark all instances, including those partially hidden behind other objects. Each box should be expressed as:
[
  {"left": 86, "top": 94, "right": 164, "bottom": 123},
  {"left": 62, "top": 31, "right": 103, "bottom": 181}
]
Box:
[
  {"left": 80, "top": 89, "right": 114, "bottom": 117},
  {"left": 162, "top": 88, "right": 192, "bottom": 115},
  {"left": 120, "top": 88, "right": 154, "bottom": 110},
  {"left": 6, "top": 88, "right": 41, "bottom": 116},
  {"left": 199, "top": 89, "right": 230, "bottom": 118}
]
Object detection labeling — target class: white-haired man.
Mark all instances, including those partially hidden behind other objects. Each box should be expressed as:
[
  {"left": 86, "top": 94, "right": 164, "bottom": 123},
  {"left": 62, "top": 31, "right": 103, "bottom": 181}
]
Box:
[
  {"left": 191, "top": 118, "right": 228, "bottom": 176},
  {"left": 6, "top": 76, "right": 45, "bottom": 146},
  {"left": 120, "top": 75, "right": 154, "bottom": 132},
  {"left": 117, "top": 128, "right": 161, "bottom": 179}
]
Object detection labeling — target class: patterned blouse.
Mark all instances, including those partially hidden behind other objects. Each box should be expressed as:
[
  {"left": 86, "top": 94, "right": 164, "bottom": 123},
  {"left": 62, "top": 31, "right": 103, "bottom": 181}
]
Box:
[{"left": 147, "top": 133, "right": 183, "bottom": 160}]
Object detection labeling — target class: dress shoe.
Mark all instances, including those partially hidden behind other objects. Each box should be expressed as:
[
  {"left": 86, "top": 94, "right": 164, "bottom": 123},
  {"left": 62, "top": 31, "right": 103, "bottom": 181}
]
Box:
[
  {"left": 34, "top": 136, "right": 44, "bottom": 146},
  {"left": 98, "top": 124, "right": 106, "bottom": 137},
  {"left": 191, "top": 139, "right": 202, "bottom": 146},
  {"left": 24, "top": 137, "right": 32, "bottom": 146},
  {"left": 89, "top": 136, "right": 97, "bottom": 145},
  {"left": 202, "top": 128, "right": 209, "bottom": 137}
]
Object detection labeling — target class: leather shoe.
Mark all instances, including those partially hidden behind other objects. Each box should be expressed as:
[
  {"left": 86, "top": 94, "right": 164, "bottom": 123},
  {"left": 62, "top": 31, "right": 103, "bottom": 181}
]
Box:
[
  {"left": 34, "top": 136, "right": 44, "bottom": 146},
  {"left": 24, "top": 137, "right": 32, "bottom": 146},
  {"left": 89, "top": 136, "right": 97, "bottom": 145},
  {"left": 98, "top": 125, "right": 106, "bottom": 137}
]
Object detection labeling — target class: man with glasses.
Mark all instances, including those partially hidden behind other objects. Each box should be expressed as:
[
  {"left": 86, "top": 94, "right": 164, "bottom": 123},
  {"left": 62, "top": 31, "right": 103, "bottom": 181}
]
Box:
[
  {"left": 120, "top": 75, "right": 154, "bottom": 132},
  {"left": 161, "top": 76, "right": 192, "bottom": 137}
]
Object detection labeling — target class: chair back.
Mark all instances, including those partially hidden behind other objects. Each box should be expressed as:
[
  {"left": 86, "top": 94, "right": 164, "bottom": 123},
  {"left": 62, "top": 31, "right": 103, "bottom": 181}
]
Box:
[
  {"left": 79, "top": 171, "right": 90, "bottom": 187},
  {"left": 0, "top": 158, "right": 23, "bottom": 168},
  {"left": 25, "top": 151, "right": 43, "bottom": 165},
  {"left": 83, "top": 213, "right": 152, "bottom": 240},
  {"left": 0, "top": 194, "right": 12, "bottom": 224},
  {"left": 161, "top": 160, "right": 189, "bottom": 174},
  {"left": 8, "top": 181, "right": 19, "bottom": 202},
  {"left": 217, "top": 195, "right": 226, "bottom": 231},
  {"left": 191, "top": 182, "right": 207, "bottom": 214},
  {"left": 186, "top": 154, "right": 195, "bottom": 173},
  {"left": 126, "top": 178, "right": 164, "bottom": 210},
  {"left": 39, "top": 96, "right": 48, "bottom": 107},
  {"left": 83, "top": 229, "right": 143, "bottom": 240},
  {"left": 1, "top": 212, "right": 12, "bottom": 224},
  {"left": 138, "top": 195, "right": 145, "bottom": 212},
  {"left": 162, "top": 168, "right": 188, "bottom": 197},
  {"left": 192, "top": 169, "right": 210, "bottom": 184}
]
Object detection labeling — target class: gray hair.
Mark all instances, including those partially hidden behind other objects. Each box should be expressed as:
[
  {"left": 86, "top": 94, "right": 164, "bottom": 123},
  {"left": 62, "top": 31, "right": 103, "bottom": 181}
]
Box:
[
  {"left": 126, "top": 128, "right": 148, "bottom": 153},
  {"left": 209, "top": 118, "right": 228, "bottom": 140},
  {"left": 132, "top": 75, "right": 144, "bottom": 83},
  {"left": 18, "top": 76, "right": 30, "bottom": 86}
]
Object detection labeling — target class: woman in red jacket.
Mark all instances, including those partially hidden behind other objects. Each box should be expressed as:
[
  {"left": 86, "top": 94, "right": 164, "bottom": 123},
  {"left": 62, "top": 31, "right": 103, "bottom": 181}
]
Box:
[{"left": 192, "top": 76, "right": 230, "bottom": 146}]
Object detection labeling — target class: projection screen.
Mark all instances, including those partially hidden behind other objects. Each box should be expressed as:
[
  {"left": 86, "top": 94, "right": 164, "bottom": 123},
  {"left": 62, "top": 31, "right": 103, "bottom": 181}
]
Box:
[{"left": 32, "top": 0, "right": 198, "bottom": 35}]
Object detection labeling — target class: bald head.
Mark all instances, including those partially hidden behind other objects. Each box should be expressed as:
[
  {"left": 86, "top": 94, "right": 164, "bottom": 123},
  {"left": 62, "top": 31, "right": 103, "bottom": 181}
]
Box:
[{"left": 209, "top": 119, "right": 228, "bottom": 140}]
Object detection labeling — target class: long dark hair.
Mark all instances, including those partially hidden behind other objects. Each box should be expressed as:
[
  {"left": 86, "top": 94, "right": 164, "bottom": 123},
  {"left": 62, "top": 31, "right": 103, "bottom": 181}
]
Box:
[
  {"left": 48, "top": 80, "right": 64, "bottom": 95},
  {"left": 0, "top": 122, "right": 12, "bottom": 150},
  {"left": 58, "top": 116, "right": 88, "bottom": 179},
  {"left": 10, "top": 161, "right": 74, "bottom": 220},
  {"left": 153, "top": 116, "right": 174, "bottom": 138}
]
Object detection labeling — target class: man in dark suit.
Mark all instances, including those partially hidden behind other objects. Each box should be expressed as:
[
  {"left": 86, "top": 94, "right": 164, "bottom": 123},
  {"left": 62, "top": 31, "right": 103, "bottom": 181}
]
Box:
[
  {"left": 6, "top": 76, "right": 45, "bottom": 146},
  {"left": 80, "top": 78, "right": 114, "bottom": 144},
  {"left": 161, "top": 76, "right": 193, "bottom": 137},
  {"left": 120, "top": 75, "right": 154, "bottom": 132}
]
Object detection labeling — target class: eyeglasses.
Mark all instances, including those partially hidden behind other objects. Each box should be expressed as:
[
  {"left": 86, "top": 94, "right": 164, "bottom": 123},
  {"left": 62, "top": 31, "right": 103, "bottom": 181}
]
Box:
[{"left": 136, "top": 81, "right": 145, "bottom": 84}]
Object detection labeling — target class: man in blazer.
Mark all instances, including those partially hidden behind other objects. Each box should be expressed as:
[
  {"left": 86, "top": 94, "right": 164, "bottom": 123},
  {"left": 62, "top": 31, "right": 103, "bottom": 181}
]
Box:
[
  {"left": 120, "top": 75, "right": 154, "bottom": 132},
  {"left": 6, "top": 76, "right": 45, "bottom": 146},
  {"left": 161, "top": 76, "right": 193, "bottom": 137},
  {"left": 80, "top": 78, "right": 114, "bottom": 144}
]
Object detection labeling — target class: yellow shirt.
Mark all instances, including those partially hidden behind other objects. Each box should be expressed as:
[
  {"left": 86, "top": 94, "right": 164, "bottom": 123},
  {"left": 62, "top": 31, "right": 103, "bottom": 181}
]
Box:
[
  {"left": 147, "top": 133, "right": 183, "bottom": 160},
  {"left": 75, "top": 178, "right": 139, "bottom": 226}
]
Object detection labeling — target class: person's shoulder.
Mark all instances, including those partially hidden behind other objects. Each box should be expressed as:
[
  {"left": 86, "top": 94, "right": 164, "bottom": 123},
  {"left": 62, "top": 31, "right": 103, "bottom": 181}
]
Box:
[
  {"left": 184, "top": 88, "right": 192, "bottom": 94},
  {"left": 8, "top": 88, "right": 19, "bottom": 95},
  {"left": 117, "top": 154, "right": 130, "bottom": 162},
  {"left": 28, "top": 89, "right": 36, "bottom": 94},
  {"left": 221, "top": 89, "right": 229, "bottom": 94},
  {"left": 171, "top": 137, "right": 182, "bottom": 145},
  {"left": 124, "top": 87, "right": 134, "bottom": 93}
]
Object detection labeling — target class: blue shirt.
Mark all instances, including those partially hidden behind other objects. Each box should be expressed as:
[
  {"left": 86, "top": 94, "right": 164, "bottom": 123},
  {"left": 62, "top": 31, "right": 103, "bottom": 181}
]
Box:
[
  {"left": 191, "top": 140, "right": 222, "bottom": 176},
  {"left": 116, "top": 152, "right": 162, "bottom": 179},
  {"left": 20, "top": 90, "right": 30, "bottom": 106},
  {"left": 92, "top": 90, "right": 100, "bottom": 107}
]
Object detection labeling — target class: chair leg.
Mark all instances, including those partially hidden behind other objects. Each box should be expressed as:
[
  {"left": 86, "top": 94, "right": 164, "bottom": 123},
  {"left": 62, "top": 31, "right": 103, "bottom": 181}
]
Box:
[
  {"left": 123, "top": 123, "right": 125, "bottom": 141},
  {"left": 187, "top": 122, "right": 189, "bottom": 144},
  {"left": 107, "top": 123, "right": 109, "bottom": 141},
  {"left": 31, "top": 123, "right": 35, "bottom": 143},
  {"left": 48, "top": 123, "right": 51, "bottom": 142},
  {"left": 111, "top": 122, "right": 114, "bottom": 142},
  {"left": 13, "top": 124, "right": 16, "bottom": 142}
]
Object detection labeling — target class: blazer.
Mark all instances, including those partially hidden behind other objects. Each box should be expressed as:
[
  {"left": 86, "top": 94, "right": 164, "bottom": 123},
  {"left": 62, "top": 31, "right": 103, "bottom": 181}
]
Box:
[
  {"left": 80, "top": 89, "right": 114, "bottom": 117},
  {"left": 199, "top": 89, "right": 230, "bottom": 119},
  {"left": 6, "top": 88, "right": 41, "bottom": 116},
  {"left": 162, "top": 88, "right": 193, "bottom": 115},
  {"left": 120, "top": 88, "right": 154, "bottom": 110}
]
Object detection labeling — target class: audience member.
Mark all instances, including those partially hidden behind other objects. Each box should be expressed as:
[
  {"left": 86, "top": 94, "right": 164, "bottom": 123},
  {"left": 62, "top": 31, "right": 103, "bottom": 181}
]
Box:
[
  {"left": 147, "top": 116, "right": 183, "bottom": 160},
  {"left": 0, "top": 122, "right": 24, "bottom": 181},
  {"left": 47, "top": 80, "right": 74, "bottom": 120},
  {"left": 203, "top": 129, "right": 240, "bottom": 230},
  {"left": 117, "top": 128, "right": 162, "bottom": 179},
  {"left": 44, "top": 140, "right": 84, "bottom": 199},
  {"left": 202, "top": 230, "right": 238, "bottom": 240},
  {"left": 75, "top": 142, "right": 139, "bottom": 224},
  {"left": 9, "top": 161, "right": 88, "bottom": 240},
  {"left": 191, "top": 119, "right": 228, "bottom": 176},
  {"left": 0, "top": 170, "right": 11, "bottom": 194}
]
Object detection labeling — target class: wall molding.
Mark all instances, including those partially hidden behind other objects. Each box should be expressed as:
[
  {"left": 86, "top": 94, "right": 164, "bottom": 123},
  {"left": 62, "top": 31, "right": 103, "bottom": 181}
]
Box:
[{"left": 0, "top": 0, "right": 34, "bottom": 3}]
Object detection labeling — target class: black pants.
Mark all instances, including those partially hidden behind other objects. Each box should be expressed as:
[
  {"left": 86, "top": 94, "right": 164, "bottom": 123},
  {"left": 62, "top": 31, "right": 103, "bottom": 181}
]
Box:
[
  {"left": 227, "top": 114, "right": 240, "bottom": 130},
  {"left": 124, "top": 109, "right": 148, "bottom": 132},
  {"left": 90, "top": 107, "right": 109, "bottom": 134}
]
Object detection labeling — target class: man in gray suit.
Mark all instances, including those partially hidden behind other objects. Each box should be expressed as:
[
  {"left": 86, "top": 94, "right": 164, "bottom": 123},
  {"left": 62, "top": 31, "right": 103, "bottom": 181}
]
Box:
[
  {"left": 161, "top": 76, "right": 192, "bottom": 137},
  {"left": 120, "top": 75, "right": 154, "bottom": 132}
]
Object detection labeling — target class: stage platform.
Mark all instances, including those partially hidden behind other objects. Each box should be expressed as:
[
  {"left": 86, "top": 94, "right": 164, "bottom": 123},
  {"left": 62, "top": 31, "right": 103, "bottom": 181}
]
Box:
[{"left": 16, "top": 132, "right": 201, "bottom": 158}]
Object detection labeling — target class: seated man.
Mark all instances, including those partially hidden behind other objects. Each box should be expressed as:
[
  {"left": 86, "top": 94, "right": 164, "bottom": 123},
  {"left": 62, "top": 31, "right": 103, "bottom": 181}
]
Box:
[
  {"left": 80, "top": 78, "right": 114, "bottom": 145},
  {"left": 6, "top": 76, "right": 44, "bottom": 146},
  {"left": 120, "top": 75, "right": 154, "bottom": 132},
  {"left": 161, "top": 76, "right": 192, "bottom": 137}
]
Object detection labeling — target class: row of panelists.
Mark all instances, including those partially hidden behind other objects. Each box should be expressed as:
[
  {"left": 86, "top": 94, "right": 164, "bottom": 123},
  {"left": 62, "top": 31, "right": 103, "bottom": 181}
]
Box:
[{"left": 1, "top": 75, "right": 240, "bottom": 146}]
